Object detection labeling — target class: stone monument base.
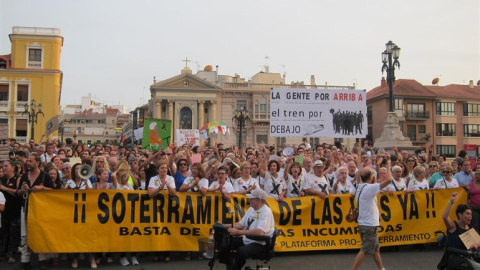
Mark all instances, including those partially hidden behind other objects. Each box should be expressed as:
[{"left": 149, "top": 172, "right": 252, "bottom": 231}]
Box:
[{"left": 374, "top": 112, "right": 419, "bottom": 154}]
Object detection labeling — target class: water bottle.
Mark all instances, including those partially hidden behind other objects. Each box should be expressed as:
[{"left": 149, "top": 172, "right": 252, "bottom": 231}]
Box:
[{"left": 206, "top": 229, "right": 215, "bottom": 259}]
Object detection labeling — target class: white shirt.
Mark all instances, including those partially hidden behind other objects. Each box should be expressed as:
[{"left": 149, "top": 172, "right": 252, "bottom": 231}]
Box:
[
  {"left": 65, "top": 179, "right": 93, "bottom": 189},
  {"left": 233, "top": 176, "right": 259, "bottom": 192},
  {"left": 182, "top": 176, "right": 209, "bottom": 192},
  {"left": 116, "top": 182, "right": 134, "bottom": 190},
  {"left": 286, "top": 174, "right": 305, "bottom": 198},
  {"left": 304, "top": 174, "right": 331, "bottom": 195},
  {"left": 383, "top": 178, "right": 407, "bottom": 192},
  {"left": 333, "top": 181, "right": 356, "bottom": 195},
  {"left": 356, "top": 183, "right": 381, "bottom": 227},
  {"left": 434, "top": 178, "right": 460, "bottom": 189},
  {"left": 208, "top": 181, "right": 234, "bottom": 193},
  {"left": 148, "top": 175, "right": 176, "bottom": 190},
  {"left": 0, "top": 191, "right": 5, "bottom": 205},
  {"left": 263, "top": 172, "right": 286, "bottom": 199},
  {"left": 407, "top": 178, "right": 429, "bottom": 191},
  {"left": 239, "top": 204, "right": 275, "bottom": 245}
]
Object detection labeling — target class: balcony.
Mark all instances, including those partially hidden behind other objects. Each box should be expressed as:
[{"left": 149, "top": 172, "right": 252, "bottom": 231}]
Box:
[
  {"left": 405, "top": 110, "right": 429, "bottom": 120},
  {"left": 0, "top": 101, "right": 9, "bottom": 112},
  {"left": 406, "top": 133, "right": 431, "bottom": 143},
  {"left": 15, "top": 101, "right": 27, "bottom": 112},
  {"left": 12, "top": 26, "right": 61, "bottom": 36}
]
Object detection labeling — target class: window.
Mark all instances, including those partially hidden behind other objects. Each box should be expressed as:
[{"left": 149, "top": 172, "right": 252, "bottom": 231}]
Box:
[
  {"left": 0, "top": 84, "right": 8, "bottom": 101},
  {"left": 96, "top": 140, "right": 102, "bottom": 144},
  {"left": 464, "top": 104, "right": 480, "bottom": 116},
  {"left": 464, "top": 124, "right": 480, "bottom": 137},
  {"left": 28, "top": 48, "right": 42, "bottom": 68},
  {"left": 256, "top": 134, "right": 268, "bottom": 144},
  {"left": 15, "top": 119, "right": 27, "bottom": 137},
  {"left": 407, "top": 125, "right": 417, "bottom": 141},
  {"left": 406, "top": 103, "right": 426, "bottom": 118},
  {"left": 236, "top": 100, "right": 247, "bottom": 111},
  {"left": 367, "top": 106, "right": 372, "bottom": 123},
  {"left": 437, "top": 145, "right": 456, "bottom": 158},
  {"left": 436, "top": 123, "right": 456, "bottom": 136},
  {"left": 254, "top": 97, "right": 269, "bottom": 120},
  {"left": 276, "top": 137, "right": 286, "bottom": 147},
  {"left": 63, "top": 127, "right": 71, "bottom": 133},
  {"left": 394, "top": 98, "right": 403, "bottom": 110},
  {"left": 418, "top": 125, "right": 426, "bottom": 134},
  {"left": 436, "top": 102, "right": 455, "bottom": 116},
  {"left": 17, "top": 85, "right": 28, "bottom": 101}
]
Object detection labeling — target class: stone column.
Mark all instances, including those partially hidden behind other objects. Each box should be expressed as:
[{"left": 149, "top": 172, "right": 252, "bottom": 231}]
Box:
[
  {"left": 211, "top": 101, "right": 217, "bottom": 121},
  {"left": 198, "top": 101, "right": 205, "bottom": 127},
  {"left": 168, "top": 100, "right": 174, "bottom": 140},
  {"left": 155, "top": 100, "right": 161, "bottom": 119}
]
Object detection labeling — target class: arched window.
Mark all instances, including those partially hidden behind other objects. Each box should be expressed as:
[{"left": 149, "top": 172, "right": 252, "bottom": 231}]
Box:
[{"left": 180, "top": 107, "right": 192, "bottom": 129}]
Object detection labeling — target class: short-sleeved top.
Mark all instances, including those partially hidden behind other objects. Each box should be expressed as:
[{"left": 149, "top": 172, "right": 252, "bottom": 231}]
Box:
[
  {"left": 239, "top": 204, "right": 275, "bottom": 245},
  {"left": 182, "top": 176, "right": 209, "bottom": 192},
  {"left": 455, "top": 171, "right": 473, "bottom": 186},
  {"left": 0, "top": 191, "right": 5, "bottom": 205},
  {"left": 233, "top": 176, "right": 259, "bottom": 193},
  {"left": 65, "top": 179, "right": 93, "bottom": 189},
  {"left": 1, "top": 175, "right": 22, "bottom": 218},
  {"left": 356, "top": 183, "right": 381, "bottom": 227},
  {"left": 208, "top": 181, "right": 234, "bottom": 194},
  {"left": 148, "top": 175, "right": 176, "bottom": 190},
  {"left": 383, "top": 178, "right": 407, "bottom": 192},
  {"left": 407, "top": 178, "right": 429, "bottom": 191},
  {"left": 19, "top": 171, "right": 54, "bottom": 191},
  {"left": 304, "top": 174, "right": 331, "bottom": 195},
  {"left": 263, "top": 172, "right": 286, "bottom": 199},
  {"left": 469, "top": 182, "right": 480, "bottom": 207},
  {"left": 333, "top": 181, "right": 356, "bottom": 195},
  {"left": 286, "top": 174, "right": 305, "bottom": 198},
  {"left": 434, "top": 178, "right": 460, "bottom": 189},
  {"left": 174, "top": 171, "right": 189, "bottom": 192},
  {"left": 116, "top": 182, "right": 134, "bottom": 190}
]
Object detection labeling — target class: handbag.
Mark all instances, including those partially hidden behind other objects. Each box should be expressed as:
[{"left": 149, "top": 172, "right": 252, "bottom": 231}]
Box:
[{"left": 346, "top": 184, "right": 366, "bottom": 223}]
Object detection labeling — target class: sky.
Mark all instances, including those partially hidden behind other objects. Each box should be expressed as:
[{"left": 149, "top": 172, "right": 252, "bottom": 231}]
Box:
[{"left": 0, "top": 0, "right": 479, "bottom": 111}]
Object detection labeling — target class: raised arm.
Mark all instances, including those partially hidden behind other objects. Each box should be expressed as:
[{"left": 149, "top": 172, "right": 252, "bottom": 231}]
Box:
[{"left": 443, "top": 192, "right": 457, "bottom": 233}]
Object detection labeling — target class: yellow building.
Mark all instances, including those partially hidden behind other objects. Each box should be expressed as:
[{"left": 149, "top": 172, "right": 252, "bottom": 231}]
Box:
[{"left": 0, "top": 26, "right": 63, "bottom": 143}]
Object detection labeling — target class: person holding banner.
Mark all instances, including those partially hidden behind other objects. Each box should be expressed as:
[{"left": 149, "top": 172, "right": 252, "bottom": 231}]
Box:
[
  {"left": 351, "top": 164, "right": 392, "bottom": 270},
  {"left": 407, "top": 166, "right": 430, "bottom": 191},
  {"left": 433, "top": 165, "right": 460, "bottom": 189},
  {"left": 284, "top": 161, "right": 306, "bottom": 198},
  {"left": 179, "top": 163, "right": 209, "bottom": 195},
  {"left": 208, "top": 166, "right": 234, "bottom": 201},
  {"left": 304, "top": 160, "right": 331, "bottom": 199},
  {"left": 260, "top": 159, "right": 287, "bottom": 201},
  {"left": 233, "top": 162, "right": 258, "bottom": 195},
  {"left": 148, "top": 161, "right": 177, "bottom": 198},
  {"left": 16, "top": 153, "right": 54, "bottom": 270},
  {"left": 332, "top": 166, "right": 355, "bottom": 195}
]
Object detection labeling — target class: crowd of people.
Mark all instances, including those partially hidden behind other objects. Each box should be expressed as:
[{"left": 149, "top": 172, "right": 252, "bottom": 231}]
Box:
[{"left": 0, "top": 137, "right": 479, "bottom": 270}]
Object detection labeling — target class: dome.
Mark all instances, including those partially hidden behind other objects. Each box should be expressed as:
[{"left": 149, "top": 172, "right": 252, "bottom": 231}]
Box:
[{"left": 204, "top": 65, "right": 213, "bottom": 71}]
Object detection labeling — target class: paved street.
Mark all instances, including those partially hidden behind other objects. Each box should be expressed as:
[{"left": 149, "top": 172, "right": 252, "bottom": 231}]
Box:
[{"left": 0, "top": 244, "right": 444, "bottom": 270}]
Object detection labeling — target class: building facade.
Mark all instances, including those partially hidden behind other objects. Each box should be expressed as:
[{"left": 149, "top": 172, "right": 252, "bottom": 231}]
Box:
[
  {"left": 0, "top": 27, "right": 64, "bottom": 143},
  {"left": 367, "top": 78, "right": 480, "bottom": 158},
  {"left": 148, "top": 66, "right": 356, "bottom": 148}
]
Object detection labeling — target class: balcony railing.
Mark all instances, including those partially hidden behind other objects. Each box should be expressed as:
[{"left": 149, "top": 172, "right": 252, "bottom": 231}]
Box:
[
  {"left": 12, "top": 26, "right": 61, "bottom": 36},
  {"left": 0, "top": 101, "right": 9, "bottom": 112},
  {"left": 406, "top": 133, "right": 417, "bottom": 141},
  {"left": 15, "top": 101, "right": 27, "bottom": 112},
  {"left": 405, "top": 110, "right": 430, "bottom": 119}
]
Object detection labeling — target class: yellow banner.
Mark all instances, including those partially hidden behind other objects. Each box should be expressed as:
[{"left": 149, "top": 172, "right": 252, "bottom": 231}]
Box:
[{"left": 27, "top": 188, "right": 467, "bottom": 253}]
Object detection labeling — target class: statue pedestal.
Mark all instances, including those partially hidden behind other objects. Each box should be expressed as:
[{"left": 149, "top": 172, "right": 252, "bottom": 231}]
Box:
[{"left": 374, "top": 112, "right": 418, "bottom": 153}]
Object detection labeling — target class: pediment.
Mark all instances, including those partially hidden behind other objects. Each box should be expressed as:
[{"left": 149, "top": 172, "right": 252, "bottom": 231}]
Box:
[{"left": 151, "top": 73, "right": 221, "bottom": 91}]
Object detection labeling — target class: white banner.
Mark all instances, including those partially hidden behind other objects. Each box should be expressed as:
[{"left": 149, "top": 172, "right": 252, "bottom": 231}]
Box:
[
  {"left": 270, "top": 88, "right": 367, "bottom": 138},
  {"left": 133, "top": 127, "right": 143, "bottom": 140},
  {"left": 175, "top": 129, "right": 200, "bottom": 146}
]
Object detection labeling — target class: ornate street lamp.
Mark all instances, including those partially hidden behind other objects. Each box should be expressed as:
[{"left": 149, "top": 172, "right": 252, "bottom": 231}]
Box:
[
  {"left": 381, "top": 40, "right": 401, "bottom": 112},
  {"left": 22, "top": 99, "right": 44, "bottom": 140},
  {"left": 232, "top": 106, "right": 250, "bottom": 148}
]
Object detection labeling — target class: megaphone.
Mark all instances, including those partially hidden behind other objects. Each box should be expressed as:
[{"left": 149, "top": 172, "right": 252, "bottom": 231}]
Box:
[
  {"left": 78, "top": 164, "right": 93, "bottom": 179},
  {"left": 282, "top": 147, "right": 294, "bottom": 157}
]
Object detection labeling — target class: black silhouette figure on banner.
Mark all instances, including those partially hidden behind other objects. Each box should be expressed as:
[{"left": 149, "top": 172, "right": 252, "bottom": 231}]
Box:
[{"left": 329, "top": 108, "right": 364, "bottom": 135}]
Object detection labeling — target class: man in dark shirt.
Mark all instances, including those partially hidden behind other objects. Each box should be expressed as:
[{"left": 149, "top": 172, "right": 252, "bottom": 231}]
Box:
[{"left": 16, "top": 153, "right": 54, "bottom": 270}]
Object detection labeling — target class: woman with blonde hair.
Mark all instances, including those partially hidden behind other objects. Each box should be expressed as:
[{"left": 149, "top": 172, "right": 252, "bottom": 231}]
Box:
[{"left": 407, "top": 166, "right": 429, "bottom": 191}]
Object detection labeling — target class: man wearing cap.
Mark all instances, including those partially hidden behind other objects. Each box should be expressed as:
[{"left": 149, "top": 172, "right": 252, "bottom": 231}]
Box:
[
  {"left": 225, "top": 189, "right": 275, "bottom": 270},
  {"left": 304, "top": 160, "right": 331, "bottom": 199}
]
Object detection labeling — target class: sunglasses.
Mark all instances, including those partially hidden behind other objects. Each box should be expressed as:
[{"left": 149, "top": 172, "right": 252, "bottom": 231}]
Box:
[
  {"left": 429, "top": 165, "right": 437, "bottom": 168},
  {"left": 443, "top": 171, "right": 452, "bottom": 174},
  {"left": 179, "top": 163, "right": 188, "bottom": 166},
  {"left": 407, "top": 160, "right": 415, "bottom": 162}
]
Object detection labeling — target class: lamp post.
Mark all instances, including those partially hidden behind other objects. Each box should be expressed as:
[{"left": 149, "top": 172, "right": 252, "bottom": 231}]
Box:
[
  {"left": 73, "top": 130, "right": 77, "bottom": 143},
  {"left": 22, "top": 99, "right": 44, "bottom": 141},
  {"left": 232, "top": 106, "right": 249, "bottom": 148},
  {"left": 381, "top": 40, "right": 401, "bottom": 112}
]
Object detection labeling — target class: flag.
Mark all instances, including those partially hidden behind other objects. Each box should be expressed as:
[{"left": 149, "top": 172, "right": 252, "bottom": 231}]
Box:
[{"left": 45, "top": 116, "right": 59, "bottom": 137}]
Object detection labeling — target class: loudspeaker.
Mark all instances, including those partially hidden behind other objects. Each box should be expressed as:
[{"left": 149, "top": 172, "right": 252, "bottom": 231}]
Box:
[{"left": 78, "top": 164, "right": 93, "bottom": 179}]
